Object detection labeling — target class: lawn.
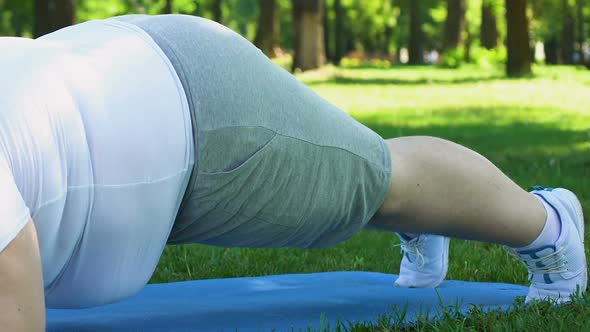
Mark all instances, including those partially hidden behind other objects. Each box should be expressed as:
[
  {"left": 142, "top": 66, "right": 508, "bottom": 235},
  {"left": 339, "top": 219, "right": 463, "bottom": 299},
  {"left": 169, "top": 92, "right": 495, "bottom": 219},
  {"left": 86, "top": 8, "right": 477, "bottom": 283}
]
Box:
[{"left": 151, "top": 64, "right": 590, "bottom": 331}]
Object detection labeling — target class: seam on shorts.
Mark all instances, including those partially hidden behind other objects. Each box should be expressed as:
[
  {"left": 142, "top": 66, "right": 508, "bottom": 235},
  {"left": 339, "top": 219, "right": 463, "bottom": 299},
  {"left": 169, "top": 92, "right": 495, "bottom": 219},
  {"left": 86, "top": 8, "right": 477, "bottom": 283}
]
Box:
[
  {"left": 198, "top": 132, "right": 278, "bottom": 175},
  {"left": 129, "top": 19, "right": 204, "bottom": 212},
  {"left": 134, "top": 24, "right": 202, "bottom": 149},
  {"left": 197, "top": 127, "right": 390, "bottom": 232},
  {"left": 200, "top": 126, "right": 390, "bottom": 173}
]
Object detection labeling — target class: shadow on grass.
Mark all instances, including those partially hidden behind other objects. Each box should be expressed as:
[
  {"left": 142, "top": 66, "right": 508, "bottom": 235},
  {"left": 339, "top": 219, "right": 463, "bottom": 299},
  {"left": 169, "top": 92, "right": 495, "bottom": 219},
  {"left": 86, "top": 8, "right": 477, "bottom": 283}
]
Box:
[
  {"left": 303, "top": 64, "right": 588, "bottom": 86},
  {"left": 353, "top": 106, "right": 589, "bottom": 155},
  {"left": 307, "top": 74, "right": 505, "bottom": 86},
  {"left": 356, "top": 110, "right": 590, "bottom": 191},
  {"left": 365, "top": 121, "right": 589, "bottom": 153}
]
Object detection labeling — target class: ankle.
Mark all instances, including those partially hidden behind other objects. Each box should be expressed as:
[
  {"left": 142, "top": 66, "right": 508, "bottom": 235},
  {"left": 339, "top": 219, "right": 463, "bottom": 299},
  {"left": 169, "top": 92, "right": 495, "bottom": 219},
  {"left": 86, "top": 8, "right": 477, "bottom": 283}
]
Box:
[{"left": 512, "top": 194, "right": 561, "bottom": 252}]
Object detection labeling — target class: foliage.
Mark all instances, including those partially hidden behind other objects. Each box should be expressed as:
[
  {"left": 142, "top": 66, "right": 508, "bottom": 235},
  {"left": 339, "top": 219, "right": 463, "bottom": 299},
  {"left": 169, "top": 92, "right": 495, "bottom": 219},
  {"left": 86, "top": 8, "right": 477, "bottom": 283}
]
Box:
[
  {"left": 422, "top": 0, "right": 447, "bottom": 50},
  {"left": 339, "top": 56, "right": 393, "bottom": 69},
  {"left": 483, "top": 0, "right": 506, "bottom": 40},
  {"left": 471, "top": 45, "right": 507, "bottom": 68},
  {"left": 530, "top": 0, "right": 586, "bottom": 48},
  {"left": 439, "top": 46, "right": 507, "bottom": 69},
  {"left": 437, "top": 0, "right": 506, "bottom": 68},
  {"left": 0, "top": 0, "right": 588, "bottom": 68},
  {"left": 277, "top": 0, "right": 293, "bottom": 49},
  {"left": 221, "top": 0, "right": 258, "bottom": 40},
  {"left": 439, "top": 47, "right": 464, "bottom": 68},
  {"left": 0, "top": 0, "right": 33, "bottom": 36},
  {"left": 334, "top": 0, "right": 401, "bottom": 54},
  {"left": 530, "top": 0, "right": 564, "bottom": 42},
  {"left": 465, "top": 0, "right": 482, "bottom": 43},
  {"left": 77, "top": 0, "right": 260, "bottom": 39}
]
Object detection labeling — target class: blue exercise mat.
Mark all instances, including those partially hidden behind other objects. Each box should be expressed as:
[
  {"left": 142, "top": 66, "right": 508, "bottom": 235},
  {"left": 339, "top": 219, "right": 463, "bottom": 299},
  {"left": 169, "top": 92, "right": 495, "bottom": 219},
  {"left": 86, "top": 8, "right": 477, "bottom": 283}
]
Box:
[{"left": 47, "top": 271, "right": 527, "bottom": 331}]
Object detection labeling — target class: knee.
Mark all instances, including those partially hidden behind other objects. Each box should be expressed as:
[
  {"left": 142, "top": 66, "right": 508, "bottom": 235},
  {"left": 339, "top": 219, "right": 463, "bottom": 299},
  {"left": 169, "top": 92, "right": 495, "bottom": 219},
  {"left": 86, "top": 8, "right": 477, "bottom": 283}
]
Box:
[{"left": 374, "top": 135, "right": 452, "bottom": 223}]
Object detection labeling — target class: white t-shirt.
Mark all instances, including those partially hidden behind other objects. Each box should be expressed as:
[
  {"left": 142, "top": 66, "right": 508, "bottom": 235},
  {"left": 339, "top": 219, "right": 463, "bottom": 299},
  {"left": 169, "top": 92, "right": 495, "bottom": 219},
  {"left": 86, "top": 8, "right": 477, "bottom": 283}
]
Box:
[{"left": 0, "top": 20, "right": 194, "bottom": 308}]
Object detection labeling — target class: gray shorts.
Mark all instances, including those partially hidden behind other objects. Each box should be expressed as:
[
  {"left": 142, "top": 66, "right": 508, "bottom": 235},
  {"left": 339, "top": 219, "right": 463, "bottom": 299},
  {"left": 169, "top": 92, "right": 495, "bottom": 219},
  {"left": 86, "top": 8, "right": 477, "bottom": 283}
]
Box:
[{"left": 110, "top": 14, "right": 392, "bottom": 249}]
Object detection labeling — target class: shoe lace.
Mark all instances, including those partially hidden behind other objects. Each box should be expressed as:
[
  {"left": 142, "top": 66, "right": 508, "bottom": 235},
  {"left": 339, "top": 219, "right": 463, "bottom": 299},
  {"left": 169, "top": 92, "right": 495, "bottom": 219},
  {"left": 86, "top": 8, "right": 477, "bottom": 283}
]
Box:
[
  {"left": 505, "top": 246, "right": 569, "bottom": 275},
  {"left": 395, "top": 236, "right": 427, "bottom": 269}
]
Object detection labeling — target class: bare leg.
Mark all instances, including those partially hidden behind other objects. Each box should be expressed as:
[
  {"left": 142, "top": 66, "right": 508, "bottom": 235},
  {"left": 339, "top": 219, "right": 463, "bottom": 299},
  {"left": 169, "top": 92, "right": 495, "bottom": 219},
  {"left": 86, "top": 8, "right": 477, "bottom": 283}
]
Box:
[{"left": 369, "top": 136, "right": 546, "bottom": 247}]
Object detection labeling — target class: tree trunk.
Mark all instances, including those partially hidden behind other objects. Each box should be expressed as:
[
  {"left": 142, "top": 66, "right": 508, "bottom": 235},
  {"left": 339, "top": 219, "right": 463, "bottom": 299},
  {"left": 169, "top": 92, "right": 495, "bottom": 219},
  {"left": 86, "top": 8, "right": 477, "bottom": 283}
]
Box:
[
  {"left": 33, "top": 0, "right": 75, "bottom": 38},
  {"left": 408, "top": 0, "right": 423, "bottom": 64},
  {"left": 212, "top": 0, "right": 223, "bottom": 23},
  {"left": 576, "top": 0, "right": 586, "bottom": 56},
  {"left": 383, "top": 23, "right": 394, "bottom": 55},
  {"left": 480, "top": 0, "right": 499, "bottom": 49},
  {"left": 292, "top": 0, "right": 326, "bottom": 72},
  {"left": 333, "top": 0, "right": 344, "bottom": 64},
  {"left": 576, "top": 0, "right": 590, "bottom": 63},
  {"left": 163, "top": 0, "right": 173, "bottom": 14},
  {"left": 505, "top": 0, "right": 532, "bottom": 76},
  {"left": 561, "top": 0, "right": 575, "bottom": 64},
  {"left": 443, "top": 0, "right": 467, "bottom": 50},
  {"left": 254, "top": 0, "right": 280, "bottom": 58},
  {"left": 10, "top": 10, "right": 24, "bottom": 36},
  {"left": 323, "top": 0, "right": 331, "bottom": 62},
  {"left": 464, "top": 25, "right": 473, "bottom": 62},
  {"left": 544, "top": 38, "right": 559, "bottom": 64}
]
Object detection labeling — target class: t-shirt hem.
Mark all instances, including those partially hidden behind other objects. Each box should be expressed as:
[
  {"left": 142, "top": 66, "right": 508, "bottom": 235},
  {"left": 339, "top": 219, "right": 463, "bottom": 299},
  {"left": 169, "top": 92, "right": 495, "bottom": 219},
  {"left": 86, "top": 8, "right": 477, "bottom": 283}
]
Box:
[{"left": 0, "top": 209, "right": 31, "bottom": 253}]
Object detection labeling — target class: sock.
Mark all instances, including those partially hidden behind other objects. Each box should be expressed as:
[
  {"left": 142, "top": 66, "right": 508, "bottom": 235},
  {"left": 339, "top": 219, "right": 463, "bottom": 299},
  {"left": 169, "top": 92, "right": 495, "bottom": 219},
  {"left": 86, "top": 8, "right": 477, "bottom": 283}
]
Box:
[{"left": 513, "top": 194, "right": 561, "bottom": 252}]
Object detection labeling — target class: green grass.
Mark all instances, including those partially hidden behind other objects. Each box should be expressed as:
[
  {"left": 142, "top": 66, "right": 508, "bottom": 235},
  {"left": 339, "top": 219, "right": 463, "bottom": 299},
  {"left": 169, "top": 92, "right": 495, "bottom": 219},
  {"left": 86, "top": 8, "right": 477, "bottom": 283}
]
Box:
[{"left": 151, "top": 64, "right": 590, "bottom": 331}]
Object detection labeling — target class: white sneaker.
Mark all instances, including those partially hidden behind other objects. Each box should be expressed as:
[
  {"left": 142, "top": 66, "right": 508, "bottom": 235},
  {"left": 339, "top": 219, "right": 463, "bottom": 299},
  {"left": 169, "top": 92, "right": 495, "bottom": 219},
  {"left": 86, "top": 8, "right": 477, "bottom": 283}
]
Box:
[
  {"left": 509, "top": 186, "right": 587, "bottom": 303},
  {"left": 394, "top": 233, "right": 450, "bottom": 288}
]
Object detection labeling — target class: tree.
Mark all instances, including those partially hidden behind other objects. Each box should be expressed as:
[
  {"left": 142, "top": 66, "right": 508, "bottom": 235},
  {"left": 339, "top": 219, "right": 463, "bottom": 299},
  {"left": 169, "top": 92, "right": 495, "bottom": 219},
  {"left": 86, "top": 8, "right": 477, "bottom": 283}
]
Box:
[
  {"left": 561, "top": 0, "right": 575, "bottom": 64},
  {"left": 164, "top": 0, "right": 173, "bottom": 14},
  {"left": 408, "top": 0, "right": 424, "bottom": 64},
  {"left": 323, "top": 0, "right": 331, "bottom": 62},
  {"left": 292, "top": 0, "right": 326, "bottom": 71},
  {"left": 577, "top": 0, "right": 585, "bottom": 62},
  {"left": 531, "top": 0, "right": 560, "bottom": 64},
  {"left": 480, "top": 0, "right": 499, "bottom": 49},
  {"left": 212, "top": 0, "right": 223, "bottom": 23},
  {"left": 463, "top": 22, "right": 473, "bottom": 62},
  {"left": 443, "top": 0, "right": 467, "bottom": 50},
  {"left": 536, "top": 0, "right": 576, "bottom": 65},
  {"left": 33, "top": 0, "right": 75, "bottom": 38},
  {"left": 254, "top": 0, "right": 280, "bottom": 57},
  {"left": 545, "top": 38, "right": 559, "bottom": 64},
  {"left": 333, "top": 0, "right": 345, "bottom": 64},
  {"left": 505, "top": 0, "right": 531, "bottom": 76}
]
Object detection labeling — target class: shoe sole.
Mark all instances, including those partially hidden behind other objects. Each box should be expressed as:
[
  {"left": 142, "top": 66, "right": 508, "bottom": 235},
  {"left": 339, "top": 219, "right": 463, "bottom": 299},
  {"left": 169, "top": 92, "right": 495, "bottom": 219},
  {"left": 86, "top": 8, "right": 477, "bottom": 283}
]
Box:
[{"left": 554, "top": 188, "right": 587, "bottom": 293}]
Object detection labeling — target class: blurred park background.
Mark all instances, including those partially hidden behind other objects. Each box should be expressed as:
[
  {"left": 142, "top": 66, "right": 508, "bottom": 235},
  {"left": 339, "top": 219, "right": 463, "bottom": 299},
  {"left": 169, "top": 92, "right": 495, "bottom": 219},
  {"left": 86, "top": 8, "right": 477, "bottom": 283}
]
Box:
[{"left": 1, "top": 0, "right": 590, "bottom": 76}]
